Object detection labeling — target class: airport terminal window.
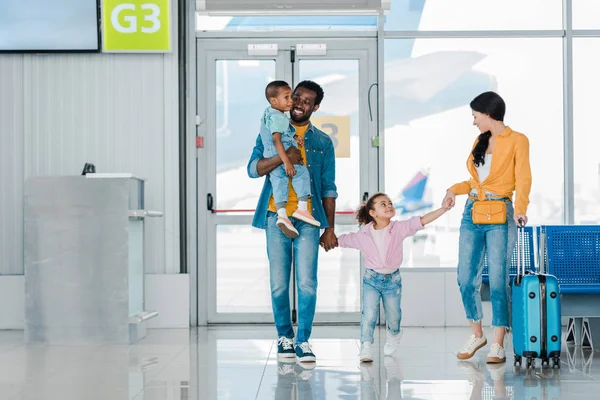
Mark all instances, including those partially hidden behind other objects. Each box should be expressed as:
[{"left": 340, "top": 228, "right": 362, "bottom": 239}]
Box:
[
  {"left": 298, "top": 59, "right": 361, "bottom": 213},
  {"left": 574, "top": 0, "right": 600, "bottom": 29},
  {"left": 217, "top": 225, "right": 271, "bottom": 313},
  {"left": 316, "top": 225, "right": 361, "bottom": 314},
  {"left": 573, "top": 39, "right": 600, "bottom": 224},
  {"left": 215, "top": 60, "right": 275, "bottom": 212},
  {"left": 197, "top": 15, "right": 377, "bottom": 31},
  {"left": 383, "top": 38, "right": 563, "bottom": 267},
  {"left": 384, "top": 0, "right": 562, "bottom": 31},
  {"left": 216, "top": 224, "right": 362, "bottom": 314}
]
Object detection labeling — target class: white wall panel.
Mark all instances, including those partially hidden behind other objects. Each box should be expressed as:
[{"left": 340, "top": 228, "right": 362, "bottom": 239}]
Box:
[
  {"left": 22, "top": 54, "right": 170, "bottom": 275},
  {"left": 0, "top": 0, "right": 180, "bottom": 274},
  {"left": 0, "top": 55, "right": 25, "bottom": 275}
]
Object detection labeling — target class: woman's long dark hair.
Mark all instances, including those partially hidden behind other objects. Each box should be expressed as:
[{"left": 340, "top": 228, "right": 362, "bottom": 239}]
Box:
[
  {"left": 470, "top": 92, "right": 506, "bottom": 167},
  {"left": 356, "top": 193, "right": 387, "bottom": 225}
]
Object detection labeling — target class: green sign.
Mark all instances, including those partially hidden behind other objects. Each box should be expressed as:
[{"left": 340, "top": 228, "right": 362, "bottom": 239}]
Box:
[{"left": 102, "top": 0, "right": 172, "bottom": 52}]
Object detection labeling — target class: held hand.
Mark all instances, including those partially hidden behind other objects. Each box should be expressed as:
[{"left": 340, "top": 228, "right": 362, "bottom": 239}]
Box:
[
  {"left": 442, "top": 190, "right": 456, "bottom": 209},
  {"left": 320, "top": 229, "right": 338, "bottom": 252},
  {"left": 286, "top": 146, "right": 303, "bottom": 165},
  {"left": 285, "top": 162, "right": 296, "bottom": 177},
  {"left": 442, "top": 198, "right": 453, "bottom": 211},
  {"left": 294, "top": 135, "right": 305, "bottom": 148},
  {"left": 515, "top": 214, "right": 528, "bottom": 227}
]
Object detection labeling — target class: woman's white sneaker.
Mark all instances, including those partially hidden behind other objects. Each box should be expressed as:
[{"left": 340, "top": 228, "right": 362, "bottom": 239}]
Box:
[
  {"left": 457, "top": 334, "right": 487, "bottom": 360},
  {"left": 486, "top": 343, "right": 507, "bottom": 364}
]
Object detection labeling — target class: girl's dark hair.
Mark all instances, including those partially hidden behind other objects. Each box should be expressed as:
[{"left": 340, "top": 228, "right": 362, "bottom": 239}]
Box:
[
  {"left": 356, "top": 193, "right": 388, "bottom": 225},
  {"left": 470, "top": 91, "right": 506, "bottom": 167}
]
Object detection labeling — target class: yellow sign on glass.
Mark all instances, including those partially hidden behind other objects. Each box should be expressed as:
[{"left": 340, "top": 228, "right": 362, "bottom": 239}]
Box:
[
  {"left": 102, "top": 0, "right": 172, "bottom": 52},
  {"left": 310, "top": 116, "right": 351, "bottom": 158}
]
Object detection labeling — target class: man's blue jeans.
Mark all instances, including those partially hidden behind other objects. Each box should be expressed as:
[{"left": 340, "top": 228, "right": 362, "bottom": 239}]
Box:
[{"left": 266, "top": 212, "right": 319, "bottom": 343}]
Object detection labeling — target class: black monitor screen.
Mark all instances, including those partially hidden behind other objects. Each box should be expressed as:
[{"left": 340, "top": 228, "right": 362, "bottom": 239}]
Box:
[{"left": 0, "top": 0, "right": 100, "bottom": 52}]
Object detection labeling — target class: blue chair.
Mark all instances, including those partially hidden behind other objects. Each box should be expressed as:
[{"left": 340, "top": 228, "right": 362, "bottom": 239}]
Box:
[
  {"left": 542, "top": 225, "right": 600, "bottom": 294},
  {"left": 540, "top": 225, "right": 600, "bottom": 349}
]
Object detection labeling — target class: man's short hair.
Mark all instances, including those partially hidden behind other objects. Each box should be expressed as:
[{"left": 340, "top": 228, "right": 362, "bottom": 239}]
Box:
[
  {"left": 265, "top": 80, "right": 291, "bottom": 101},
  {"left": 295, "top": 80, "right": 325, "bottom": 106}
]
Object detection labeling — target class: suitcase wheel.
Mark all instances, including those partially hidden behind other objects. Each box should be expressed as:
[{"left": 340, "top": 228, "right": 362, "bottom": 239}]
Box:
[
  {"left": 513, "top": 355, "right": 522, "bottom": 367},
  {"left": 526, "top": 357, "right": 535, "bottom": 369},
  {"left": 541, "top": 358, "right": 550, "bottom": 367}
]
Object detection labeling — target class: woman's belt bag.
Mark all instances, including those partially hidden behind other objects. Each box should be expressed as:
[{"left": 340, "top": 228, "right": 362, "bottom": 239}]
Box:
[{"left": 471, "top": 200, "right": 507, "bottom": 224}]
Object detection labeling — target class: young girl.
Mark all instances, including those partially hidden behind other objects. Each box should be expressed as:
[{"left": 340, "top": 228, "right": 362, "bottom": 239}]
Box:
[{"left": 338, "top": 193, "right": 450, "bottom": 362}]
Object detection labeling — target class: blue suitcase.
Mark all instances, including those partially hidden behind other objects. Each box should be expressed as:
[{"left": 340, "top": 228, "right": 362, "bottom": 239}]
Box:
[{"left": 511, "top": 225, "right": 562, "bottom": 369}]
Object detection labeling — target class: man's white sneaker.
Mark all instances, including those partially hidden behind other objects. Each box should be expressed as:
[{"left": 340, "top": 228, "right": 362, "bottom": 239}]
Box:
[
  {"left": 359, "top": 342, "right": 374, "bottom": 363},
  {"left": 384, "top": 330, "right": 402, "bottom": 356},
  {"left": 295, "top": 342, "right": 316, "bottom": 363},
  {"left": 457, "top": 334, "right": 487, "bottom": 360},
  {"left": 486, "top": 343, "right": 507, "bottom": 364},
  {"left": 277, "top": 337, "right": 296, "bottom": 360}
]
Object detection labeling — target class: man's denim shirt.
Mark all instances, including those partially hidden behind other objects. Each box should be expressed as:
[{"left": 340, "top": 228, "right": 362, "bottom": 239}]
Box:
[{"left": 247, "top": 123, "right": 338, "bottom": 230}]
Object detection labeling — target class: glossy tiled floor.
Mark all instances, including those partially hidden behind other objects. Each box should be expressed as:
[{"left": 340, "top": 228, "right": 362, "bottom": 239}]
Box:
[{"left": 0, "top": 326, "right": 599, "bottom": 399}]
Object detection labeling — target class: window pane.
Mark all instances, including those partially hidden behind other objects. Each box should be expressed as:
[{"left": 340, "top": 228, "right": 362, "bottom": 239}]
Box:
[
  {"left": 384, "top": 38, "right": 563, "bottom": 267},
  {"left": 385, "top": 0, "right": 562, "bottom": 31},
  {"left": 299, "top": 59, "right": 361, "bottom": 213},
  {"left": 573, "top": 0, "right": 600, "bottom": 29},
  {"left": 217, "top": 225, "right": 361, "bottom": 314},
  {"left": 216, "top": 60, "right": 276, "bottom": 212},
  {"left": 574, "top": 39, "right": 600, "bottom": 224},
  {"left": 197, "top": 15, "right": 377, "bottom": 31},
  {"left": 315, "top": 225, "right": 361, "bottom": 313},
  {"left": 217, "top": 225, "right": 271, "bottom": 313}
]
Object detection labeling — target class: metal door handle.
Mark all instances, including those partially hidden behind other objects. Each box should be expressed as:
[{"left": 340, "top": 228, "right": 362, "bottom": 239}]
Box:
[{"left": 207, "top": 193, "right": 214, "bottom": 213}]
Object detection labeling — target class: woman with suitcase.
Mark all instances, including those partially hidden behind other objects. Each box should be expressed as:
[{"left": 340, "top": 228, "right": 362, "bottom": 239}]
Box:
[{"left": 442, "top": 91, "right": 532, "bottom": 363}]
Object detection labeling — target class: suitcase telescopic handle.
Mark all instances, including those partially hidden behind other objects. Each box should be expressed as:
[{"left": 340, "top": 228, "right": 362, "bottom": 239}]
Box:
[
  {"left": 517, "top": 218, "right": 526, "bottom": 277},
  {"left": 538, "top": 226, "right": 547, "bottom": 274}
]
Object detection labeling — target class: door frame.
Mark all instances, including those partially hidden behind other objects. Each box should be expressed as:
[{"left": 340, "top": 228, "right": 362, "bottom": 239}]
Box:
[{"left": 195, "top": 35, "right": 379, "bottom": 324}]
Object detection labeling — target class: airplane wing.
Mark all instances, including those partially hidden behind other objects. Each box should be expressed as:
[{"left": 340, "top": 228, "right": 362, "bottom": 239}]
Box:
[{"left": 314, "top": 51, "right": 488, "bottom": 116}]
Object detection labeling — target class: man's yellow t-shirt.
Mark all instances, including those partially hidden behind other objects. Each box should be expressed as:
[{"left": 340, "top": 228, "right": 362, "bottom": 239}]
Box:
[{"left": 268, "top": 124, "right": 312, "bottom": 215}]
